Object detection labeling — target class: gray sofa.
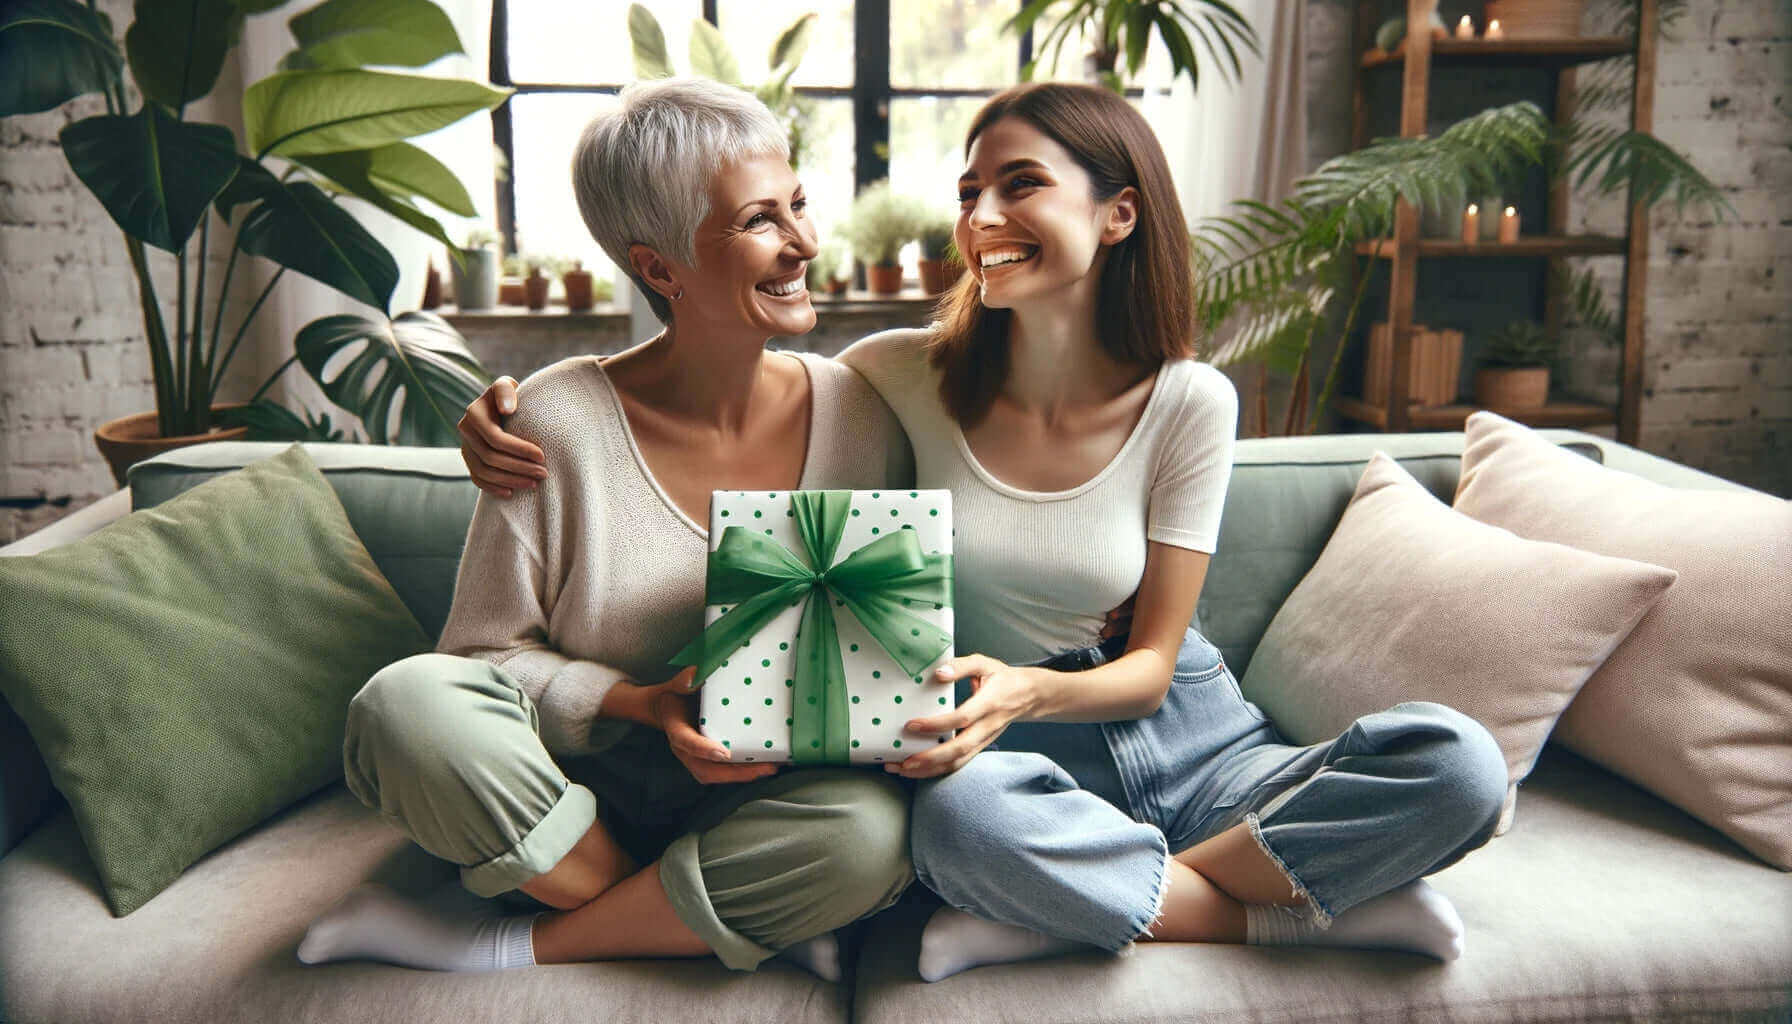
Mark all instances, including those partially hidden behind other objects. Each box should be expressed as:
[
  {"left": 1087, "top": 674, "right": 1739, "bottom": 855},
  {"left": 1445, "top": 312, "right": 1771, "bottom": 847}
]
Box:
[{"left": 3, "top": 430, "right": 1788, "bottom": 1023}]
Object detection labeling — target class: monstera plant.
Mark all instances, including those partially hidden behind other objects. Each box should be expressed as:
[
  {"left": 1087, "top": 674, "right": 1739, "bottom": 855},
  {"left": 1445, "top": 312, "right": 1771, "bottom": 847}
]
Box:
[{"left": 0, "top": 0, "right": 509, "bottom": 464}]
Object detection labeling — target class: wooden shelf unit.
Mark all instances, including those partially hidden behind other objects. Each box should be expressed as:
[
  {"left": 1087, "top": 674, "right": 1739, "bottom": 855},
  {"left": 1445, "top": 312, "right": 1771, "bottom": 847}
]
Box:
[{"left": 1341, "top": 0, "right": 1658, "bottom": 444}]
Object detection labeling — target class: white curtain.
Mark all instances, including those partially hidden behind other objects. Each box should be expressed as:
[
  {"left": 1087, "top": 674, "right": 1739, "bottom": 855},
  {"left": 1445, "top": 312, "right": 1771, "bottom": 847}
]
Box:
[
  {"left": 1142, "top": 0, "right": 1308, "bottom": 229},
  {"left": 233, "top": 0, "right": 497, "bottom": 430}
]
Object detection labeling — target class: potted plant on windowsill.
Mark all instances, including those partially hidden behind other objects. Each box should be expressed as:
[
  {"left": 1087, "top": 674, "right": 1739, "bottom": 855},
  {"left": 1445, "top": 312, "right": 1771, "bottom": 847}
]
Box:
[
  {"left": 1, "top": 0, "right": 510, "bottom": 482},
  {"left": 807, "top": 243, "right": 848, "bottom": 298},
  {"left": 917, "top": 218, "right": 960, "bottom": 295},
  {"left": 450, "top": 229, "right": 501, "bottom": 311},
  {"left": 561, "top": 260, "right": 596, "bottom": 312},
  {"left": 1474, "top": 320, "right": 1558, "bottom": 409},
  {"left": 845, "top": 182, "right": 924, "bottom": 296}
]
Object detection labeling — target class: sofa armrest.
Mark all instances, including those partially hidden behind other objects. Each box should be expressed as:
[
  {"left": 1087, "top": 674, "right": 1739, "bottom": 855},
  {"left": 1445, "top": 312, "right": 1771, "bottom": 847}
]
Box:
[{"left": 0, "top": 489, "right": 132, "bottom": 558}]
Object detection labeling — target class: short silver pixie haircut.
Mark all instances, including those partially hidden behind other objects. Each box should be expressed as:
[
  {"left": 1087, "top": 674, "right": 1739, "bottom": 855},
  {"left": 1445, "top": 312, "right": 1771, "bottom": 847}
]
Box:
[{"left": 572, "top": 77, "right": 789, "bottom": 324}]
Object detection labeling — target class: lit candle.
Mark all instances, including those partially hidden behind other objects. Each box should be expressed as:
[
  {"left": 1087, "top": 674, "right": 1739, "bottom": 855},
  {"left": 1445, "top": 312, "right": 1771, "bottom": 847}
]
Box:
[
  {"left": 1455, "top": 14, "right": 1475, "bottom": 39},
  {"left": 1499, "top": 205, "right": 1520, "bottom": 243},
  {"left": 1462, "top": 203, "right": 1480, "bottom": 244},
  {"left": 1486, "top": 18, "right": 1504, "bottom": 39}
]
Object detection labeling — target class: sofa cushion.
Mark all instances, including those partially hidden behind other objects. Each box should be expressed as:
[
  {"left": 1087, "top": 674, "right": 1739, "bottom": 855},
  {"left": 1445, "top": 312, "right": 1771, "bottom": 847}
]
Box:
[
  {"left": 1455, "top": 411, "right": 1792, "bottom": 870},
  {"left": 0, "top": 445, "right": 433, "bottom": 915},
  {"left": 1235, "top": 453, "right": 1675, "bottom": 810},
  {"left": 0, "top": 786, "right": 847, "bottom": 1024},
  {"left": 129, "top": 441, "right": 478, "bottom": 640},
  {"left": 851, "top": 747, "right": 1792, "bottom": 1024}
]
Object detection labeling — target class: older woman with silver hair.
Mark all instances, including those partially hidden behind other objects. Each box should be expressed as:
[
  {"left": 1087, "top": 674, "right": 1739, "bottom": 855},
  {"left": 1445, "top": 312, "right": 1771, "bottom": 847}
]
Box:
[{"left": 294, "top": 77, "right": 915, "bottom": 977}]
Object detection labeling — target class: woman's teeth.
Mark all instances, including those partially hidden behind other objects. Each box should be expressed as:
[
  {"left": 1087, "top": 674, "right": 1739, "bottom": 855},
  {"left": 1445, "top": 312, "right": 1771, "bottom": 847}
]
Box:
[
  {"left": 979, "top": 247, "right": 1035, "bottom": 269},
  {"left": 758, "top": 277, "right": 806, "bottom": 296}
]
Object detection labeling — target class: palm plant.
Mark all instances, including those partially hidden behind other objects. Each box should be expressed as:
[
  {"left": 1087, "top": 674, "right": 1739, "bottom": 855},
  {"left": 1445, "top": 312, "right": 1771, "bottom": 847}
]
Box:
[
  {"left": 1005, "top": 0, "right": 1260, "bottom": 92},
  {"left": 627, "top": 4, "right": 819, "bottom": 169},
  {"left": 1196, "top": 95, "right": 1728, "bottom": 434},
  {"left": 0, "top": 0, "right": 508, "bottom": 446}
]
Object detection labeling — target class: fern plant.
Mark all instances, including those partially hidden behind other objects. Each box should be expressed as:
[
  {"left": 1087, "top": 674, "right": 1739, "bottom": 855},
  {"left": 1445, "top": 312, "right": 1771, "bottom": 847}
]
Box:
[{"left": 1199, "top": 88, "right": 1728, "bottom": 434}]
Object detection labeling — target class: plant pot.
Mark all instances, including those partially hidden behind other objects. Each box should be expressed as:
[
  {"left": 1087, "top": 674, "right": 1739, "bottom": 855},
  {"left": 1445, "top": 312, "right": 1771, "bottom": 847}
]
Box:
[
  {"left": 93, "top": 403, "right": 251, "bottom": 489},
  {"left": 498, "top": 279, "right": 526, "bottom": 306},
  {"left": 825, "top": 276, "right": 849, "bottom": 296},
  {"left": 524, "top": 272, "right": 551, "bottom": 311},
  {"left": 562, "top": 268, "right": 594, "bottom": 312},
  {"left": 450, "top": 248, "right": 499, "bottom": 311},
  {"left": 1474, "top": 366, "right": 1550, "bottom": 409},
  {"left": 866, "top": 263, "right": 904, "bottom": 295},
  {"left": 918, "top": 258, "right": 950, "bottom": 295}
]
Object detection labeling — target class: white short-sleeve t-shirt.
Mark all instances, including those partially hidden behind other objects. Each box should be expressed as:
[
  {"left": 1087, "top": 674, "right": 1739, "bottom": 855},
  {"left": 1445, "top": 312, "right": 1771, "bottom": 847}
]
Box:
[{"left": 838, "top": 328, "right": 1238, "bottom": 664}]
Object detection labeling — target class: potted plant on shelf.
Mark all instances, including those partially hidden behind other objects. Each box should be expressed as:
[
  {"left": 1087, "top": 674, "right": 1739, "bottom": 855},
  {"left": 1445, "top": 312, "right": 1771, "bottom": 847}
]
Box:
[
  {"left": 917, "top": 218, "right": 960, "bottom": 295},
  {"left": 561, "top": 260, "right": 597, "bottom": 312},
  {"left": 0, "top": 0, "right": 510, "bottom": 482},
  {"left": 1005, "top": 0, "right": 1259, "bottom": 92},
  {"left": 450, "top": 229, "right": 501, "bottom": 312},
  {"left": 845, "top": 182, "right": 924, "bottom": 296},
  {"left": 498, "top": 254, "right": 529, "bottom": 306},
  {"left": 1473, "top": 321, "right": 1557, "bottom": 409},
  {"left": 807, "top": 244, "right": 848, "bottom": 298}
]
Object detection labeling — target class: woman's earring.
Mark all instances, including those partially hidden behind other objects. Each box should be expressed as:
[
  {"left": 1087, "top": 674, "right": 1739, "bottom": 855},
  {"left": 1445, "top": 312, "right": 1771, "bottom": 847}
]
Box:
[{"left": 671, "top": 288, "right": 684, "bottom": 301}]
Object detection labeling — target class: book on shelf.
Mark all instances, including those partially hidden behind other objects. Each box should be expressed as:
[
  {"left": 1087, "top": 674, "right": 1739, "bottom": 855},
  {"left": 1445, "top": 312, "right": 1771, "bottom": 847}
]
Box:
[{"left": 1364, "top": 323, "right": 1464, "bottom": 407}]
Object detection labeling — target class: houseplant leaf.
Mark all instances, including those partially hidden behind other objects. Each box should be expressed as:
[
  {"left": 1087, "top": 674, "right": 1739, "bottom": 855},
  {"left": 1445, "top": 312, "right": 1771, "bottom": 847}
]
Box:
[
  {"left": 767, "top": 12, "right": 815, "bottom": 73},
  {"left": 124, "top": 0, "right": 243, "bottom": 110},
  {"left": 0, "top": 0, "right": 123, "bottom": 116},
  {"left": 294, "top": 311, "right": 490, "bottom": 445},
  {"left": 282, "top": 0, "right": 463, "bottom": 71},
  {"left": 244, "top": 68, "right": 509, "bottom": 158},
  {"left": 297, "top": 141, "right": 474, "bottom": 215},
  {"left": 59, "top": 105, "right": 239, "bottom": 251},
  {"left": 628, "top": 2, "right": 672, "bottom": 79},
  {"left": 217, "top": 399, "right": 350, "bottom": 441},
  {"left": 293, "top": 145, "right": 464, "bottom": 252},
  {"left": 689, "top": 18, "right": 740, "bottom": 86},
  {"left": 227, "top": 160, "right": 400, "bottom": 309}
]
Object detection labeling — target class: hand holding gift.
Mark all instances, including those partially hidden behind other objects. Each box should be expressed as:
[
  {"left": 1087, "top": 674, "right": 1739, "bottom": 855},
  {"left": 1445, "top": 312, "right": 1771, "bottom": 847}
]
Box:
[
  {"left": 886, "top": 654, "right": 1042, "bottom": 779},
  {"left": 672, "top": 489, "right": 955, "bottom": 764},
  {"left": 650, "top": 667, "right": 780, "bottom": 785}
]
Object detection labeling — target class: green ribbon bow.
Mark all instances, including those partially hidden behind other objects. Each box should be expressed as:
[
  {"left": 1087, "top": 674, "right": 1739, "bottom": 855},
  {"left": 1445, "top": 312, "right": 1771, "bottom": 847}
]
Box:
[{"left": 670, "top": 491, "right": 953, "bottom": 764}]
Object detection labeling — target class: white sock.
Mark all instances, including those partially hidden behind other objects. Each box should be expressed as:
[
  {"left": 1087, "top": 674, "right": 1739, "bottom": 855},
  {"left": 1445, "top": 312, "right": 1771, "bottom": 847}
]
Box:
[
  {"left": 777, "top": 931, "right": 842, "bottom": 982},
  {"left": 1244, "top": 879, "right": 1464, "bottom": 961},
  {"left": 916, "top": 906, "right": 1086, "bottom": 982},
  {"left": 297, "top": 883, "right": 539, "bottom": 971}
]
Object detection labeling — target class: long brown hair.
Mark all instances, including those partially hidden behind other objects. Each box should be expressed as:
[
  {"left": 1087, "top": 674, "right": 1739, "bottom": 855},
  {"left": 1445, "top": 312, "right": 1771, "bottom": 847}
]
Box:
[{"left": 928, "top": 82, "right": 1194, "bottom": 427}]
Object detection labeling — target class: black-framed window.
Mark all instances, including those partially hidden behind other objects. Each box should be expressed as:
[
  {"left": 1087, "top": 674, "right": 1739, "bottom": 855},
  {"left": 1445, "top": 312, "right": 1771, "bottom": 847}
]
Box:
[{"left": 488, "top": 0, "right": 1157, "bottom": 273}]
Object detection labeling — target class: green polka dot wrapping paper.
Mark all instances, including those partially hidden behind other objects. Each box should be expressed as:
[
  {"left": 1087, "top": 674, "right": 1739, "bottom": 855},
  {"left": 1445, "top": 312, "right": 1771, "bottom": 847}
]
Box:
[{"left": 672, "top": 490, "right": 955, "bottom": 764}]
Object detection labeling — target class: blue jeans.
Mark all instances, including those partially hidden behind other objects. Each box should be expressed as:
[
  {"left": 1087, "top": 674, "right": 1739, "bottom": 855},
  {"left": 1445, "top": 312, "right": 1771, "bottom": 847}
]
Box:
[{"left": 909, "top": 629, "right": 1508, "bottom": 950}]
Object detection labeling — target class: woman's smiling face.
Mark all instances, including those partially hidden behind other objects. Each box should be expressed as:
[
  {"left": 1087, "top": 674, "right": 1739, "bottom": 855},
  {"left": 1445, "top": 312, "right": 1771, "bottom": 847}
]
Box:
[
  {"left": 682, "top": 151, "right": 818, "bottom": 338},
  {"left": 955, "top": 116, "right": 1129, "bottom": 311}
]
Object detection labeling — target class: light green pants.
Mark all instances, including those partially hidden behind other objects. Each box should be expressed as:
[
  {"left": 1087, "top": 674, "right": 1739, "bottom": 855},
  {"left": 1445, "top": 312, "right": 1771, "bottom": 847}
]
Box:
[{"left": 343, "top": 653, "right": 913, "bottom": 970}]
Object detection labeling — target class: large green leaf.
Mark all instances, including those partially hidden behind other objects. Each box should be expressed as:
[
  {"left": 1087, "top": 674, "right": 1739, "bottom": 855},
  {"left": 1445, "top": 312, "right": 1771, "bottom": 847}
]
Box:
[
  {"left": 767, "top": 12, "right": 814, "bottom": 72},
  {"left": 217, "top": 400, "right": 350, "bottom": 441},
  {"left": 689, "top": 18, "right": 739, "bottom": 85},
  {"left": 124, "top": 0, "right": 242, "bottom": 110},
  {"left": 292, "top": 145, "right": 463, "bottom": 252},
  {"left": 628, "top": 2, "right": 671, "bottom": 78},
  {"left": 294, "top": 311, "right": 490, "bottom": 445},
  {"left": 244, "top": 68, "right": 509, "bottom": 158},
  {"left": 59, "top": 106, "right": 239, "bottom": 251},
  {"left": 282, "top": 0, "right": 462, "bottom": 71},
  {"left": 0, "top": 0, "right": 123, "bottom": 115},
  {"left": 299, "top": 141, "right": 474, "bottom": 214},
  {"left": 228, "top": 164, "right": 400, "bottom": 309}
]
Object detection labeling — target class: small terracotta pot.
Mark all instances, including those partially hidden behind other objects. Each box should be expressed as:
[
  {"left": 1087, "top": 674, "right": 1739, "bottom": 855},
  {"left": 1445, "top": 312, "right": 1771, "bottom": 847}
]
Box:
[
  {"left": 420, "top": 262, "right": 443, "bottom": 309},
  {"left": 524, "top": 270, "right": 551, "bottom": 311},
  {"left": 93, "top": 403, "right": 251, "bottom": 488},
  {"left": 1474, "top": 367, "right": 1550, "bottom": 409},
  {"left": 498, "top": 279, "right": 526, "bottom": 306},
  {"left": 825, "top": 276, "right": 849, "bottom": 296},
  {"left": 562, "top": 267, "right": 594, "bottom": 312},
  {"left": 866, "top": 263, "right": 904, "bottom": 295},
  {"left": 918, "top": 258, "right": 949, "bottom": 295}
]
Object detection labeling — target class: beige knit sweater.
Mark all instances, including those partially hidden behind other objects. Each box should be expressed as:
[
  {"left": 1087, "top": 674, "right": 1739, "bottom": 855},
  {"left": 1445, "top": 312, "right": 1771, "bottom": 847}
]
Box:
[{"left": 436, "top": 351, "right": 913, "bottom": 823}]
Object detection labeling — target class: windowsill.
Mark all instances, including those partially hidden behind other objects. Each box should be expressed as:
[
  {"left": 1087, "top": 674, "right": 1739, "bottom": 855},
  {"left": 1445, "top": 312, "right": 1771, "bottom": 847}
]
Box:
[{"left": 437, "top": 288, "right": 944, "bottom": 327}]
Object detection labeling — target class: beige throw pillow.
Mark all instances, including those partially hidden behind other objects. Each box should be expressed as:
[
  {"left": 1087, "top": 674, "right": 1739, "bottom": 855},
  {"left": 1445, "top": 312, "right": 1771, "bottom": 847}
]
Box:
[
  {"left": 1456, "top": 411, "right": 1792, "bottom": 869},
  {"left": 1238, "top": 453, "right": 1677, "bottom": 827}
]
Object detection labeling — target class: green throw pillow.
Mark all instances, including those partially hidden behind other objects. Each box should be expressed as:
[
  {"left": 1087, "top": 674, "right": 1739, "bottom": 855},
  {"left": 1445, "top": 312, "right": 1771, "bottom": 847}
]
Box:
[{"left": 0, "top": 444, "right": 432, "bottom": 915}]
